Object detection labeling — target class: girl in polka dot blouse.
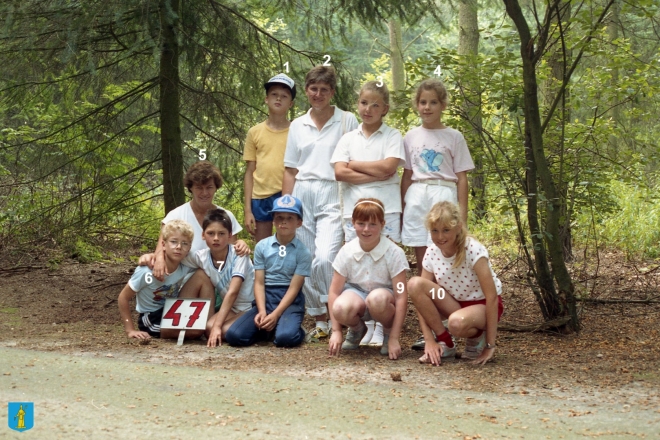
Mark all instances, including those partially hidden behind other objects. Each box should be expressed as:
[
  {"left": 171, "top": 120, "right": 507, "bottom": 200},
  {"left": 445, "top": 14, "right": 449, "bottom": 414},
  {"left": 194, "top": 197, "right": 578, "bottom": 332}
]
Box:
[{"left": 407, "top": 201, "right": 503, "bottom": 366}]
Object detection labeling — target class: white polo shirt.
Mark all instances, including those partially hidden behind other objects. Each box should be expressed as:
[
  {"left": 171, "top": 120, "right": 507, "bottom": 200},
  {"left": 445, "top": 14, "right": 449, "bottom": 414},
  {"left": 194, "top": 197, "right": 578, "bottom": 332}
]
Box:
[
  {"left": 330, "top": 123, "right": 405, "bottom": 215},
  {"left": 284, "top": 106, "right": 359, "bottom": 181},
  {"left": 332, "top": 236, "right": 409, "bottom": 293}
]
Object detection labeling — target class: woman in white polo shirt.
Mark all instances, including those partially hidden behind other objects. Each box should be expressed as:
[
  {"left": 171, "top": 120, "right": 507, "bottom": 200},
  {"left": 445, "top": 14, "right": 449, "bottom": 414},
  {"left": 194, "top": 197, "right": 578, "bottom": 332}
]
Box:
[{"left": 282, "top": 65, "right": 358, "bottom": 339}]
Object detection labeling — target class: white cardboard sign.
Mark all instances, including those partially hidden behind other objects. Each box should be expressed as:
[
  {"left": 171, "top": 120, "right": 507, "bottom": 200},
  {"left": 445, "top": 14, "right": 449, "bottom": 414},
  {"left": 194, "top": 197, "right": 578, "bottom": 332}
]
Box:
[{"left": 161, "top": 298, "right": 211, "bottom": 331}]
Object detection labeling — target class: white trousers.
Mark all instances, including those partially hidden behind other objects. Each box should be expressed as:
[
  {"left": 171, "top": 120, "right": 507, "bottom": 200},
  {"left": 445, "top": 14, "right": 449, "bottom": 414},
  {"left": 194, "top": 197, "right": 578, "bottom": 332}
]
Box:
[{"left": 293, "top": 180, "right": 344, "bottom": 316}]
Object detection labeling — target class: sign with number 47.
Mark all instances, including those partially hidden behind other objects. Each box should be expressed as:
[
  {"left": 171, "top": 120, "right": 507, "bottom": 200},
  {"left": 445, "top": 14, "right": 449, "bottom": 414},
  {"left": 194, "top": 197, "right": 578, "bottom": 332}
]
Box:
[{"left": 161, "top": 298, "right": 211, "bottom": 345}]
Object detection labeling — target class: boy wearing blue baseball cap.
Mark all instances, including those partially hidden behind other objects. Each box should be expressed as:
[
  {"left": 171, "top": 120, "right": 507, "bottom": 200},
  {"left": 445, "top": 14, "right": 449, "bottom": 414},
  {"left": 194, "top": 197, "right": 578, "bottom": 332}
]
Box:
[
  {"left": 225, "top": 195, "right": 311, "bottom": 347},
  {"left": 243, "top": 73, "right": 297, "bottom": 244}
]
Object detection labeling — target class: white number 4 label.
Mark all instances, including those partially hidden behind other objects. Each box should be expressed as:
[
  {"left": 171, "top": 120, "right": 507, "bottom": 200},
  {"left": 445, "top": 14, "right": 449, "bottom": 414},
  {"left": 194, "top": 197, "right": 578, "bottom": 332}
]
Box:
[
  {"left": 161, "top": 298, "right": 211, "bottom": 330},
  {"left": 434, "top": 66, "right": 442, "bottom": 77}
]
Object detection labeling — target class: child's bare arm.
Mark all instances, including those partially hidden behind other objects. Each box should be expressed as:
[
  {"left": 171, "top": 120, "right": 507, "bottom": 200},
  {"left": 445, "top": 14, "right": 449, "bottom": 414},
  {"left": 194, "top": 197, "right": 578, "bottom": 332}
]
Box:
[
  {"left": 400, "top": 169, "right": 413, "bottom": 211},
  {"left": 118, "top": 284, "right": 150, "bottom": 339},
  {"left": 473, "top": 258, "right": 499, "bottom": 365},
  {"left": 282, "top": 167, "right": 298, "bottom": 195},
  {"left": 456, "top": 171, "right": 469, "bottom": 226},
  {"left": 253, "top": 270, "right": 267, "bottom": 328},
  {"left": 327, "top": 271, "right": 347, "bottom": 356},
  {"left": 334, "top": 162, "right": 383, "bottom": 184},
  {"left": 387, "top": 271, "right": 408, "bottom": 360},
  {"left": 244, "top": 161, "right": 257, "bottom": 235},
  {"left": 348, "top": 157, "right": 400, "bottom": 177}
]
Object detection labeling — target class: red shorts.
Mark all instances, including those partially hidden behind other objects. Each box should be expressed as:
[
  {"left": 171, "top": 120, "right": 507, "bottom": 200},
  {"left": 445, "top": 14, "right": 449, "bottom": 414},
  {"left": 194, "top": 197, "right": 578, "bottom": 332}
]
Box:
[{"left": 457, "top": 296, "right": 504, "bottom": 322}]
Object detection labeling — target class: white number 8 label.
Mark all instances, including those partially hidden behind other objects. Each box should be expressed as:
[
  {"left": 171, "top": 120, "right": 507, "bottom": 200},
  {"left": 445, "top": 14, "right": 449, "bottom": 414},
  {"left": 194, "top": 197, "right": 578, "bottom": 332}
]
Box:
[{"left": 278, "top": 245, "right": 287, "bottom": 257}]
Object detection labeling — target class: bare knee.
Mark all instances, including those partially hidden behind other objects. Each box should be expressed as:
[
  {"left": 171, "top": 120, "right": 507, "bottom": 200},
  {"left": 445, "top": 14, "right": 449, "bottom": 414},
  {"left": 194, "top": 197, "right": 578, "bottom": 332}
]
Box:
[
  {"left": 365, "top": 290, "right": 391, "bottom": 313},
  {"left": 448, "top": 314, "right": 470, "bottom": 336},
  {"left": 407, "top": 277, "right": 427, "bottom": 301}
]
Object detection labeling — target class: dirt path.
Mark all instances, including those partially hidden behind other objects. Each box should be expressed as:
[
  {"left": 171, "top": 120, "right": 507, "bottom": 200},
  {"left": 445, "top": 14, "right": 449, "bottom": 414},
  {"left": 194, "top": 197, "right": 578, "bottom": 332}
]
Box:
[
  {"left": 1, "top": 255, "right": 660, "bottom": 438},
  {"left": 2, "top": 347, "right": 658, "bottom": 439}
]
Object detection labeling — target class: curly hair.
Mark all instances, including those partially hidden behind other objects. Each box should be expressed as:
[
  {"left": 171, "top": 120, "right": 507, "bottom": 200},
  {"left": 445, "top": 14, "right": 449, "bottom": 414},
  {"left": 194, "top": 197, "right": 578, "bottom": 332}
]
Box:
[
  {"left": 183, "top": 161, "right": 223, "bottom": 192},
  {"left": 162, "top": 219, "right": 194, "bottom": 242}
]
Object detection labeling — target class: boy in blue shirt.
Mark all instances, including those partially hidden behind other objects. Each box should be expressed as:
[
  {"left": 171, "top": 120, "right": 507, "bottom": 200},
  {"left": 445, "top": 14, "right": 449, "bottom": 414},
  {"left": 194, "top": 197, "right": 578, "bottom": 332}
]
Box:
[{"left": 226, "top": 195, "right": 311, "bottom": 347}]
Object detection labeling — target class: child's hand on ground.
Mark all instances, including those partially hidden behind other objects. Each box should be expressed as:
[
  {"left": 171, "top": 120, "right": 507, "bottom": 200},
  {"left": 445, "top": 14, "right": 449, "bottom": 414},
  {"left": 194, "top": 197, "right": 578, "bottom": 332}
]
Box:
[
  {"left": 328, "top": 332, "right": 343, "bottom": 356},
  {"left": 138, "top": 253, "right": 155, "bottom": 268},
  {"left": 244, "top": 213, "right": 257, "bottom": 236},
  {"left": 473, "top": 347, "right": 494, "bottom": 366},
  {"left": 260, "top": 312, "right": 280, "bottom": 331},
  {"left": 207, "top": 327, "right": 222, "bottom": 347},
  {"left": 234, "top": 240, "right": 251, "bottom": 257},
  {"left": 387, "top": 337, "right": 401, "bottom": 360},
  {"left": 127, "top": 330, "right": 151, "bottom": 339},
  {"left": 254, "top": 311, "right": 267, "bottom": 328},
  {"left": 423, "top": 340, "right": 443, "bottom": 366}
]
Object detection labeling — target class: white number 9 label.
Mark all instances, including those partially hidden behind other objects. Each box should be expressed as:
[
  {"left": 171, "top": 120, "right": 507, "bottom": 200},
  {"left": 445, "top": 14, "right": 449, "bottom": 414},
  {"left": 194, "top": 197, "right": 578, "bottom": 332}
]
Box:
[{"left": 396, "top": 282, "right": 404, "bottom": 294}]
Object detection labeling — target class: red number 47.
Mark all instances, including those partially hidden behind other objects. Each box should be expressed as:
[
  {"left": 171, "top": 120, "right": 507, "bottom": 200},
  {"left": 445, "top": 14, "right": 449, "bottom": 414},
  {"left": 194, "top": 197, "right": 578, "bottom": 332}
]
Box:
[{"left": 163, "top": 300, "right": 207, "bottom": 327}]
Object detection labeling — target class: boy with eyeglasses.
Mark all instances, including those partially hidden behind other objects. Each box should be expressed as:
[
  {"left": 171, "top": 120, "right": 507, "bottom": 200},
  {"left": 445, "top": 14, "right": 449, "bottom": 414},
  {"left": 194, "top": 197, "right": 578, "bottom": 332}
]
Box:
[{"left": 118, "top": 219, "right": 214, "bottom": 339}]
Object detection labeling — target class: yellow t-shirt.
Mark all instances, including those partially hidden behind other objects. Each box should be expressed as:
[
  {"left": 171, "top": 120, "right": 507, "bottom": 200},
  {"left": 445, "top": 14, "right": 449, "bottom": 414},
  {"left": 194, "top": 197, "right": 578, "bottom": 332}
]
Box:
[{"left": 243, "top": 121, "right": 289, "bottom": 199}]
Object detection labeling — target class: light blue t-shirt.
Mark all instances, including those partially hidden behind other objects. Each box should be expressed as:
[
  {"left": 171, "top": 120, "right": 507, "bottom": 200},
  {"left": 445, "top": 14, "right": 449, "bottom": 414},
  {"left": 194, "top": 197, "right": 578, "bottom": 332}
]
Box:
[
  {"left": 190, "top": 246, "right": 254, "bottom": 313},
  {"left": 128, "top": 265, "right": 194, "bottom": 313},
  {"left": 253, "top": 235, "right": 311, "bottom": 286}
]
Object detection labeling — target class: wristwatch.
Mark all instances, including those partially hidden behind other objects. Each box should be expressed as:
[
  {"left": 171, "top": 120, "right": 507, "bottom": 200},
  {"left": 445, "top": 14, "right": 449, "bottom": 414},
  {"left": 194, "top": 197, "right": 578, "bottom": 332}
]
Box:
[{"left": 485, "top": 343, "right": 496, "bottom": 349}]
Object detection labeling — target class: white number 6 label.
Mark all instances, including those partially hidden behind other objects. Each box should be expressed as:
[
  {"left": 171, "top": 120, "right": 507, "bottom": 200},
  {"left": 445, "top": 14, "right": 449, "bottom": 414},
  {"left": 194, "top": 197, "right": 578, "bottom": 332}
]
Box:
[{"left": 145, "top": 273, "right": 153, "bottom": 284}]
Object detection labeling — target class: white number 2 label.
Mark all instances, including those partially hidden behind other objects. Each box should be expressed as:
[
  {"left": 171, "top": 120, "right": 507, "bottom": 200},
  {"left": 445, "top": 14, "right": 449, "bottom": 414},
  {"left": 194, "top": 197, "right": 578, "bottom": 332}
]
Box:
[{"left": 323, "top": 55, "right": 331, "bottom": 66}]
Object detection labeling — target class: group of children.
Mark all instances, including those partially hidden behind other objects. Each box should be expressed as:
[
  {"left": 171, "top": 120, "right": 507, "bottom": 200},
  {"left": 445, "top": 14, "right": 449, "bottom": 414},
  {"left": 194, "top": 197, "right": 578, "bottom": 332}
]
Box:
[{"left": 118, "top": 66, "right": 503, "bottom": 366}]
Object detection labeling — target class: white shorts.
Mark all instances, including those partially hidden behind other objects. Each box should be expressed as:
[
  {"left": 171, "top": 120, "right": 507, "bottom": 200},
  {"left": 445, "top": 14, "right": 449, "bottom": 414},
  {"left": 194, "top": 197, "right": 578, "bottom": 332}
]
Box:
[
  {"left": 401, "top": 180, "right": 457, "bottom": 247},
  {"left": 342, "top": 284, "right": 394, "bottom": 322},
  {"left": 343, "top": 213, "right": 401, "bottom": 243}
]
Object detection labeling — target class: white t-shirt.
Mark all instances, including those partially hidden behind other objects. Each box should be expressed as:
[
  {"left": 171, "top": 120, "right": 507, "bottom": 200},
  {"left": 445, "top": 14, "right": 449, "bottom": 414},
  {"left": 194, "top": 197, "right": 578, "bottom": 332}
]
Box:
[
  {"left": 330, "top": 123, "right": 405, "bottom": 215},
  {"left": 162, "top": 202, "right": 242, "bottom": 266},
  {"left": 422, "top": 237, "right": 502, "bottom": 301},
  {"left": 284, "top": 106, "right": 358, "bottom": 181},
  {"left": 403, "top": 126, "right": 474, "bottom": 181},
  {"left": 129, "top": 265, "right": 195, "bottom": 313},
  {"left": 332, "top": 236, "right": 409, "bottom": 293},
  {"left": 190, "top": 247, "right": 254, "bottom": 313}
]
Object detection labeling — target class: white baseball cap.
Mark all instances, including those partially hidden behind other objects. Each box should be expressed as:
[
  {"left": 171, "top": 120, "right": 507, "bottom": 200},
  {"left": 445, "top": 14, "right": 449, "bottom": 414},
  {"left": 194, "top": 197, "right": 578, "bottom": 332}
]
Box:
[{"left": 264, "top": 73, "right": 296, "bottom": 99}]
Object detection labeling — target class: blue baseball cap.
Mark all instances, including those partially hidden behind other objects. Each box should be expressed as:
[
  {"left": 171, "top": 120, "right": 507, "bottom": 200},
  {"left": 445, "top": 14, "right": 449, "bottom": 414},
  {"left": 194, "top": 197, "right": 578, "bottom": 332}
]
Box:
[
  {"left": 264, "top": 73, "right": 296, "bottom": 100},
  {"left": 270, "top": 195, "right": 303, "bottom": 219}
]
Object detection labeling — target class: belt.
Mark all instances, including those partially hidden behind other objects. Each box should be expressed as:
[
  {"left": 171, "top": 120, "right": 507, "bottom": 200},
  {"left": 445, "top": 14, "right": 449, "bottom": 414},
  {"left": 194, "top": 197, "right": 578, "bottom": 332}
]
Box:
[{"left": 415, "top": 179, "right": 456, "bottom": 188}]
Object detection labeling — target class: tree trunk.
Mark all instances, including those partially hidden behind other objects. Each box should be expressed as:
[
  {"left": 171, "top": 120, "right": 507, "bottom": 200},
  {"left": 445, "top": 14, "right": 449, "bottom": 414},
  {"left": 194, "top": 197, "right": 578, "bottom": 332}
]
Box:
[
  {"left": 388, "top": 19, "right": 405, "bottom": 99},
  {"left": 160, "top": 0, "right": 185, "bottom": 214},
  {"left": 607, "top": 1, "right": 621, "bottom": 157},
  {"left": 542, "top": 1, "right": 573, "bottom": 261},
  {"left": 457, "top": 0, "right": 486, "bottom": 220},
  {"left": 503, "top": 0, "right": 578, "bottom": 331}
]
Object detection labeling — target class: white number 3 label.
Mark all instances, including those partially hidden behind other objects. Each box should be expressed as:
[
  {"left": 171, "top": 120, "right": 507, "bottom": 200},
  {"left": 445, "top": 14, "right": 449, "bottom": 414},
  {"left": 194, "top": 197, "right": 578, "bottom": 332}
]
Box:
[{"left": 278, "top": 245, "right": 287, "bottom": 257}]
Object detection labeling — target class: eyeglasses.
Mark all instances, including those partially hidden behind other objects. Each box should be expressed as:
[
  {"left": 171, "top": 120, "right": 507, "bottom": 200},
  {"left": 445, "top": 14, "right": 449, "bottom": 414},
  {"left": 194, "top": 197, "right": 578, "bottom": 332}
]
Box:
[
  {"left": 167, "top": 240, "right": 191, "bottom": 249},
  {"left": 307, "top": 85, "right": 332, "bottom": 95}
]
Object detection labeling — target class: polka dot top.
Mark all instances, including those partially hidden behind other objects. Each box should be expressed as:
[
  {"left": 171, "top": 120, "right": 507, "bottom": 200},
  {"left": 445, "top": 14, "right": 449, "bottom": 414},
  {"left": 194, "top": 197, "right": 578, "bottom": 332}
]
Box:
[{"left": 422, "top": 237, "right": 502, "bottom": 301}]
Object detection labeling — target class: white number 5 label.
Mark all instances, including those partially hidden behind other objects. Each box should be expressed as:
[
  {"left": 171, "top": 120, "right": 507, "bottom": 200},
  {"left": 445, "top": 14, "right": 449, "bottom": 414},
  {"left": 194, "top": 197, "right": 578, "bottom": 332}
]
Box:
[{"left": 161, "top": 298, "right": 211, "bottom": 330}]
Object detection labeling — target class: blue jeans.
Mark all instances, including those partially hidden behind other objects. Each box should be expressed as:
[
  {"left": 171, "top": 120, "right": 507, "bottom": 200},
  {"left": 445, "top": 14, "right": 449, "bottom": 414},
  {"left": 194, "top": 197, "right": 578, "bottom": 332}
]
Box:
[{"left": 225, "top": 285, "right": 305, "bottom": 347}]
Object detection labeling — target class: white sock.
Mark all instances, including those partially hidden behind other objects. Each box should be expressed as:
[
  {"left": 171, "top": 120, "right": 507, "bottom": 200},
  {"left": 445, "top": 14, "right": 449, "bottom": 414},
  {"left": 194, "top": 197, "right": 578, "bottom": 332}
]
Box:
[
  {"left": 368, "top": 322, "right": 384, "bottom": 345},
  {"left": 359, "top": 320, "right": 376, "bottom": 345}
]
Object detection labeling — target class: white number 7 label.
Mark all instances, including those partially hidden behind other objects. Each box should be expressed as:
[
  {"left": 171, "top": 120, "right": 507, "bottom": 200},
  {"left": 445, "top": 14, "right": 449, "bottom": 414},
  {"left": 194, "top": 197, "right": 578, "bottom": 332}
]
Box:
[{"left": 161, "top": 298, "right": 211, "bottom": 331}]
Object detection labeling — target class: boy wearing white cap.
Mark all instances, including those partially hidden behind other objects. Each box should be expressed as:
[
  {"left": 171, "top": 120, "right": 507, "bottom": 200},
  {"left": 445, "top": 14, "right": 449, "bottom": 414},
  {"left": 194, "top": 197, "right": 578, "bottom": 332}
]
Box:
[
  {"left": 243, "top": 73, "right": 297, "bottom": 243},
  {"left": 225, "top": 195, "right": 311, "bottom": 347}
]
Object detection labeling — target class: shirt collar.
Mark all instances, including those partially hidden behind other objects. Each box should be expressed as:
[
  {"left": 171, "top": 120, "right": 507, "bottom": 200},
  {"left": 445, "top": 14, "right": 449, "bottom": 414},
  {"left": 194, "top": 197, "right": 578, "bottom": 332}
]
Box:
[
  {"left": 357, "top": 123, "right": 385, "bottom": 138},
  {"left": 301, "top": 106, "right": 342, "bottom": 127},
  {"left": 352, "top": 235, "right": 388, "bottom": 262},
  {"left": 272, "top": 236, "right": 297, "bottom": 248}
]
